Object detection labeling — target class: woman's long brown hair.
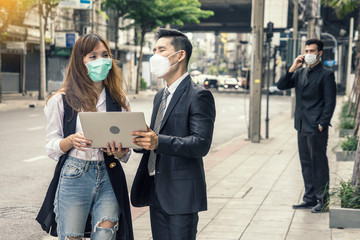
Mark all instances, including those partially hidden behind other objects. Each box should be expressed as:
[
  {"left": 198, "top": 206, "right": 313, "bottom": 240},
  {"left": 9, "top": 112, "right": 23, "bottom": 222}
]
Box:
[{"left": 47, "top": 34, "right": 129, "bottom": 112}]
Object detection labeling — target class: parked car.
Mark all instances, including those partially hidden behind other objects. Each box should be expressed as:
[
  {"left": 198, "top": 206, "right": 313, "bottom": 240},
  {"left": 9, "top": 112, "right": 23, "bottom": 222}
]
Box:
[
  {"left": 223, "top": 78, "right": 240, "bottom": 89},
  {"left": 204, "top": 78, "right": 219, "bottom": 90}
]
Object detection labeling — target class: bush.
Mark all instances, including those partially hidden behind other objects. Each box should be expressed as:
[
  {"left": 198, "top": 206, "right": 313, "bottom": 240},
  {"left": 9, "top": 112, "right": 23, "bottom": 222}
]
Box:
[
  {"left": 341, "top": 101, "right": 355, "bottom": 119},
  {"left": 330, "top": 179, "right": 360, "bottom": 209},
  {"left": 140, "top": 77, "right": 147, "bottom": 90},
  {"left": 340, "top": 136, "right": 358, "bottom": 151},
  {"left": 340, "top": 118, "right": 355, "bottom": 129}
]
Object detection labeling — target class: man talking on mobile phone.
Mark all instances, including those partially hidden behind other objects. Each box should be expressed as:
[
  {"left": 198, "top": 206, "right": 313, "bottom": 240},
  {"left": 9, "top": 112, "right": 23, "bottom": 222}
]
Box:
[{"left": 277, "top": 38, "right": 336, "bottom": 213}]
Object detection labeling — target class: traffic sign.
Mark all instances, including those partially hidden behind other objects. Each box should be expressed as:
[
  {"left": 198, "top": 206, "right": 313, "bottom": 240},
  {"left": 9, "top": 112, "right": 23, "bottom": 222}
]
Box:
[{"left": 324, "top": 60, "right": 336, "bottom": 67}]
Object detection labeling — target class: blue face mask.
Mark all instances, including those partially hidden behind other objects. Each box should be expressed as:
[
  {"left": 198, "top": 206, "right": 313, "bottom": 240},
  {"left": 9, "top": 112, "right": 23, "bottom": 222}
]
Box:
[{"left": 85, "top": 58, "right": 112, "bottom": 82}]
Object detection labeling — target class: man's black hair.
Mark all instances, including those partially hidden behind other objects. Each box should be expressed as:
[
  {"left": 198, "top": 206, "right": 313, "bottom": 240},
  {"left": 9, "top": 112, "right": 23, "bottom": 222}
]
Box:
[
  {"left": 156, "top": 28, "right": 192, "bottom": 65},
  {"left": 305, "top": 38, "right": 324, "bottom": 51}
]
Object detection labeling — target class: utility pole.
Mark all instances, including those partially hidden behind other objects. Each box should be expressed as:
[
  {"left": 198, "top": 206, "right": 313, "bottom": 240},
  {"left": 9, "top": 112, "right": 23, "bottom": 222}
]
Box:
[
  {"left": 249, "top": 0, "right": 264, "bottom": 143},
  {"left": 38, "top": 0, "right": 46, "bottom": 100},
  {"left": 265, "top": 22, "right": 273, "bottom": 139}
]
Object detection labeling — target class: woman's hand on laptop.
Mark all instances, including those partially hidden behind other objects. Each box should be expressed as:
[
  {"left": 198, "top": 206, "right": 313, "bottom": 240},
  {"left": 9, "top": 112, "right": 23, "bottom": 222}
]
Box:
[
  {"left": 101, "top": 141, "right": 129, "bottom": 159},
  {"left": 62, "top": 132, "right": 92, "bottom": 152}
]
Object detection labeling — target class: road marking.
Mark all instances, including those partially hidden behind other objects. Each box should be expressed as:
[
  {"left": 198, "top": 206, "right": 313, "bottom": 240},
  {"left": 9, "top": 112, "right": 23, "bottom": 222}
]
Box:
[
  {"left": 28, "top": 126, "right": 44, "bottom": 131},
  {"left": 23, "top": 155, "right": 48, "bottom": 162}
]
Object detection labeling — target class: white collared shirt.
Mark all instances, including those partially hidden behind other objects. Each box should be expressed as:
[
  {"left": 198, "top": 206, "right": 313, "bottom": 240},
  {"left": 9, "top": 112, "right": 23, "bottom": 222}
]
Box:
[
  {"left": 164, "top": 72, "right": 189, "bottom": 111},
  {"left": 44, "top": 88, "right": 131, "bottom": 162}
]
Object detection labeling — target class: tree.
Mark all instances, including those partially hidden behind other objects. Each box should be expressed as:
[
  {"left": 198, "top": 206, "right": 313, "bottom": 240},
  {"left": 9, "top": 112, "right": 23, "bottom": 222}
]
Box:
[
  {"left": 0, "top": 0, "right": 34, "bottom": 102},
  {"left": 322, "top": 0, "right": 360, "bottom": 184},
  {"left": 127, "top": 0, "right": 213, "bottom": 94},
  {"left": 102, "top": 0, "right": 129, "bottom": 60}
]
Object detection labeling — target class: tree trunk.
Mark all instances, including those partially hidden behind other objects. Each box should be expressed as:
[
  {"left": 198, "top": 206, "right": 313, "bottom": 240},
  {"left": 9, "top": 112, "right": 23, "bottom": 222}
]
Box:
[
  {"left": 351, "top": 7, "right": 360, "bottom": 186},
  {"left": 135, "top": 28, "right": 145, "bottom": 94},
  {"left": 0, "top": 25, "right": 9, "bottom": 104},
  {"left": 0, "top": 51, "right": 2, "bottom": 103},
  {"left": 38, "top": 2, "right": 47, "bottom": 100}
]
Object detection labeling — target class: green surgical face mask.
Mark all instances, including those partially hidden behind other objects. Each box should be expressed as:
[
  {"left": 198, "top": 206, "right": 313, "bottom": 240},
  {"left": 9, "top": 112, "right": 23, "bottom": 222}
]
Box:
[{"left": 85, "top": 58, "right": 112, "bottom": 82}]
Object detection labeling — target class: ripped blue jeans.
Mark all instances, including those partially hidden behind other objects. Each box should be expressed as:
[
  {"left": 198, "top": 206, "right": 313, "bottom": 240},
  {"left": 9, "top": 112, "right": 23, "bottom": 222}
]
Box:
[{"left": 54, "top": 156, "right": 120, "bottom": 240}]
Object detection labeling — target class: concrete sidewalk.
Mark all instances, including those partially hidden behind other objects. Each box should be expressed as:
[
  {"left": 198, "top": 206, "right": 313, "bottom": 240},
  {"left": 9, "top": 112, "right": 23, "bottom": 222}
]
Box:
[{"left": 130, "top": 99, "right": 360, "bottom": 240}]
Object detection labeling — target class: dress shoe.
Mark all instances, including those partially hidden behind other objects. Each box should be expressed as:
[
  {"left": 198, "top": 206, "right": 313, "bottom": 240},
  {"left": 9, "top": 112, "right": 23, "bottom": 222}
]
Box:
[
  {"left": 292, "top": 201, "right": 317, "bottom": 209},
  {"left": 311, "top": 202, "right": 326, "bottom": 213}
]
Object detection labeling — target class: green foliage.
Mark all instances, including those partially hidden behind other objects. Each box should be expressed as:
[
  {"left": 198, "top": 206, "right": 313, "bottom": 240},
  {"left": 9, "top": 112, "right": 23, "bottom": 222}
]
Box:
[
  {"left": 340, "top": 118, "right": 355, "bottom": 129},
  {"left": 208, "top": 66, "right": 218, "bottom": 76},
  {"left": 140, "top": 77, "right": 147, "bottom": 90},
  {"left": 322, "top": 0, "right": 359, "bottom": 18},
  {"left": 0, "top": 0, "right": 35, "bottom": 36},
  {"left": 101, "top": 0, "right": 128, "bottom": 18},
  {"left": 125, "top": 0, "right": 213, "bottom": 93},
  {"left": 330, "top": 179, "right": 360, "bottom": 209},
  {"left": 340, "top": 101, "right": 355, "bottom": 119},
  {"left": 155, "top": 0, "right": 214, "bottom": 27},
  {"left": 219, "top": 65, "right": 227, "bottom": 75},
  {"left": 341, "top": 136, "right": 358, "bottom": 151},
  {"left": 97, "top": 9, "right": 109, "bottom": 21},
  {"left": 102, "top": 0, "right": 127, "bottom": 12},
  {"left": 127, "top": 0, "right": 214, "bottom": 37}
]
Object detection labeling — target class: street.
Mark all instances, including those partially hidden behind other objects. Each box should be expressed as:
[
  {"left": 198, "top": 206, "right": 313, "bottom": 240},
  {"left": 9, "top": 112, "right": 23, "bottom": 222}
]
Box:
[{"left": 0, "top": 92, "right": 291, "bottom": 239}]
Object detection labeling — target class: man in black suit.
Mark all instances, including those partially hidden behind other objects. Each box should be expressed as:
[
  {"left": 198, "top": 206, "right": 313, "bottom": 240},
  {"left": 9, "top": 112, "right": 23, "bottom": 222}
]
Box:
[
  {"left": 131, "top": 28, "right": 216, "bottom": 239},
  {"left": 277, "top": 38, "right": 336, "bottom": 213}
]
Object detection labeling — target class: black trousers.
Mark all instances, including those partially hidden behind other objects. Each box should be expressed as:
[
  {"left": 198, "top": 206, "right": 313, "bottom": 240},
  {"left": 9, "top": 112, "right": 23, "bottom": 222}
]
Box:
[
  {"left": 297, "top": 129, "right": 329, "bottom": 203},
  {"left": 149, "top": 181, "right": 199, "bottom": 240}
]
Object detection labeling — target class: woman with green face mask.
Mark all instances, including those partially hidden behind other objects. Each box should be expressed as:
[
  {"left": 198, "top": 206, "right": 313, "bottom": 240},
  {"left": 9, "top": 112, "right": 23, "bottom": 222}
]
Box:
[{"left": 37, "top": 34, "right": 134, "bottom": 240}]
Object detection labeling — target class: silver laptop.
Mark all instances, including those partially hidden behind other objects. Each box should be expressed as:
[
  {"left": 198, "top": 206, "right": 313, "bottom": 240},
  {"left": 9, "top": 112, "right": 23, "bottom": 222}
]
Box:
[{"left": 79, "top": 112, "right": 147, "bottom": 149}]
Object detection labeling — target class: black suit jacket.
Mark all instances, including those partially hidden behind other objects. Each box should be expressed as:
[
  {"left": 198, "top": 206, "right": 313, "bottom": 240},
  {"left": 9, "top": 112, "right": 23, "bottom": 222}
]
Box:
[
  {"left": 131, "top": 75, "right": 216, "bottom": 215},
  {"left": 277, "top": 64, "right": 336, "bottom": 133}
]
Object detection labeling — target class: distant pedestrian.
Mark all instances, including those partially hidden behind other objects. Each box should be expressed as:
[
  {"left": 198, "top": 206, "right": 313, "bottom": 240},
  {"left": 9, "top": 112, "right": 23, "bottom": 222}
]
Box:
[
  {"left": 130, "top": 28, "right": 216, "bottom": 240},
  {"left": 277, "top": 38, "right": 336, "bottom": 213},
  {"left": 36, "top": 34, "right": 134, "bottom": 240}
]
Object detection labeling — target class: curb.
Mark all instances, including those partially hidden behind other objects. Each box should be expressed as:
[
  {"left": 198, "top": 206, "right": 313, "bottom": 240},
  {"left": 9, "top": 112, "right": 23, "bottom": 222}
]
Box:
[{"left": 0, "top": 90, "right": 157, "bottom": 112}]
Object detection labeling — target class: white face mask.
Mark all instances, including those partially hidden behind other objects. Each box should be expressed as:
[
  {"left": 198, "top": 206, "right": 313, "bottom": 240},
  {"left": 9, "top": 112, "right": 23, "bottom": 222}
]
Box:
[
  {"left": 150, "top": 51, "right": 180, "bottom": 77},
  {"left": 304, "top": 53, "right": 318, "bottom": 65}
]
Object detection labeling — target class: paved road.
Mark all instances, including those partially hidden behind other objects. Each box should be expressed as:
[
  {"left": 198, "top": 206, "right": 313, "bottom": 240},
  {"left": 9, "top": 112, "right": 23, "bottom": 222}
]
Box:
[{"left": 0, "top": 92, "right": 291, "bottom": 239}]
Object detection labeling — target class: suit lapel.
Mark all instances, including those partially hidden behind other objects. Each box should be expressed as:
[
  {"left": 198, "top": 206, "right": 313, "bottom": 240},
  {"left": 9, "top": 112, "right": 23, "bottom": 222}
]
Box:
[
  {"left": 159, "top": 76, "right": 191, "bottom": 131},
  {"left": 303, "top": 66, "right": 321, "bottom": 89},
  {"left": 150, "top": 89, "right": 164, "bottom": 129}
]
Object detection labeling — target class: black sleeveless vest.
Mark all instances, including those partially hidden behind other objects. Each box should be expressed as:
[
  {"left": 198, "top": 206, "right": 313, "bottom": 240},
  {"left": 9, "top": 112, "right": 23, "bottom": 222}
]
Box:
[{"left": 36, "top": 88, "right": 134, "bottom": 240}]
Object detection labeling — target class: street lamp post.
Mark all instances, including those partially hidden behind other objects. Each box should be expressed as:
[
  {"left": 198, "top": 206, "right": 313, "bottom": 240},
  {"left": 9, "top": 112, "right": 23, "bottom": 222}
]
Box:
[{"left": 265, "top": 22, "right": 273, "bottom": 139}]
